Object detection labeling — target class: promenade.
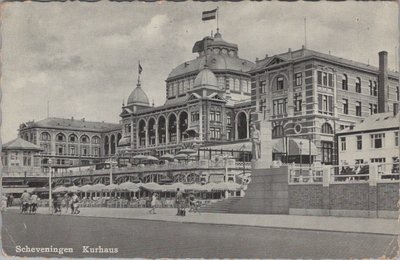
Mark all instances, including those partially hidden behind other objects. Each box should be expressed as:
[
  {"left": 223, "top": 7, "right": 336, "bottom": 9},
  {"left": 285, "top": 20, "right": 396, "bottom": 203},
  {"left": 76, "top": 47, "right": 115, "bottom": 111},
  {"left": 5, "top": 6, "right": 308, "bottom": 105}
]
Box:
[{"left": 11, "top": 206, "right": 399, "bottom": 235}]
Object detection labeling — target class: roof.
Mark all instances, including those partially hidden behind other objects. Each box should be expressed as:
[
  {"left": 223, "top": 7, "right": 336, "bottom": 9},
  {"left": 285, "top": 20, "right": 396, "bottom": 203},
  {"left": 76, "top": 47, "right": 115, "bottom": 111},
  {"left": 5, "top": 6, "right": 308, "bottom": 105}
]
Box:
[
  {"left": 193, "top": 67, "right": 218, "bottom": 88},
  {"left": 338, "top": 112, "right": 400, "bottom": 135},
  {"left": 168, "top": 53, "right": 254, "bottom": 80},
  {"left": 253, "top": 48, "right": 398, "bottom": 77},
  {"left": 127, "top": 84, "right": 150, "bottom": 106},
  {"left": 21, "top": 117, "right": 121, "bottom": 132},
  {"left": 3, "top": 137, "right": 43, "bottom": 151}
]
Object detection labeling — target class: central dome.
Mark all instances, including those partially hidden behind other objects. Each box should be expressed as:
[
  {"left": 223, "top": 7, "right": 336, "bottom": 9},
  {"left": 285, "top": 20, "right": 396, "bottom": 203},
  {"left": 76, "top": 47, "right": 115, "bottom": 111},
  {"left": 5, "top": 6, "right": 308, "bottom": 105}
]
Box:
[
  {"left": 127, "top": 85, "right": 150, "bottom": 106},
  {"left": 193, "top": 66, "right": 218, "bottom": 88}
]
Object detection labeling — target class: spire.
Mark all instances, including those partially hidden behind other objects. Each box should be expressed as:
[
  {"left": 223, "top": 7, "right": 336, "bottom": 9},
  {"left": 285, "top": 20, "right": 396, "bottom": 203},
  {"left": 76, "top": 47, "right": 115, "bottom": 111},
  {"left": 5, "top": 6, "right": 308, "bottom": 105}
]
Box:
[
  {"left": 122, "top": 99, "right": 125, "bottom": 106},
  {"left": 152, "top": 98, "right": 155, "bottom": 107}
]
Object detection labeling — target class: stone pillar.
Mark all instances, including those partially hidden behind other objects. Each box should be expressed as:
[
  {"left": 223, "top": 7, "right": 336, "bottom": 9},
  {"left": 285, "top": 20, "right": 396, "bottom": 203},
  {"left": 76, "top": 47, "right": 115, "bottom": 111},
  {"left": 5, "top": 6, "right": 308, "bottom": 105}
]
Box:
[
  {"left": 166, "top": 117, "right": 170, "bottom": 144},
  {"left": 368, "top": 164, "right": 378, "bottom": 218},
  {"left": 253, "top": 119, "right": 273, "bottom": 169},
  {"left": 321, "top": 166, "right": 331, "bottom": 216},
  {"left": 176, "top": 118, "right": 180, "bottom": 144},
  {"left": 155, "top": 123, "right": 159, "bottom": 146},
  {"left": 246, "top": 112, "right": 250, "bottom": 139},
  {"left": 130, "top": 120, "right": 134, "bottom": 149},
  {"left": 145, "top": 125, "right": 149, "bottom": 147},
  {"left": 199, "top": 102, "right": 203, "bottom": 141}
]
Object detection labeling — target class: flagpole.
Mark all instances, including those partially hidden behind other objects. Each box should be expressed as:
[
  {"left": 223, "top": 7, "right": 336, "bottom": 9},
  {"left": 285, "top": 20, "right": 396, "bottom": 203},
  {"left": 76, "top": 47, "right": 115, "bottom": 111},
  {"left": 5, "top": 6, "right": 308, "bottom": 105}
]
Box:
[
  {"left": 217, "top": 7, "right": 219, "bottom": 31},
  {"left": 138, "top": 60, "right": 141, "bottom": 85}
]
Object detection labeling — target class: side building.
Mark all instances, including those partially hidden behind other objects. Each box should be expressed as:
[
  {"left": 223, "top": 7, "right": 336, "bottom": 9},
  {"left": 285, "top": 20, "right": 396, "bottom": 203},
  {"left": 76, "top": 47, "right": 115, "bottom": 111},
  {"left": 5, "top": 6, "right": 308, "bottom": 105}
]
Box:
[
  {"left": 18, "top": 117, "right": 122, "bottom": 172},
  {"left": 251, "top": 48, "right": 399, "bottom": 165}
]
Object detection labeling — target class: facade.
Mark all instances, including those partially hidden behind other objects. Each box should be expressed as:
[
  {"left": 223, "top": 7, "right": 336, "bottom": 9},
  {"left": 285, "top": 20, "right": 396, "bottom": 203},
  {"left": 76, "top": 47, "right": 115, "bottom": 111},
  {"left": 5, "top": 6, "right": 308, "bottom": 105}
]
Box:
[
  {"left": 337, "top": 110, "right": 399, "bottom": 165},
  {"left": 118, "top": 31, "right": 254, "bottom": 157},
  {"left": 251, "top": 48, "right": 399, "bottom": 164},
  {"left": 18, "top": 117, "right": 121, "bottom": 171}
]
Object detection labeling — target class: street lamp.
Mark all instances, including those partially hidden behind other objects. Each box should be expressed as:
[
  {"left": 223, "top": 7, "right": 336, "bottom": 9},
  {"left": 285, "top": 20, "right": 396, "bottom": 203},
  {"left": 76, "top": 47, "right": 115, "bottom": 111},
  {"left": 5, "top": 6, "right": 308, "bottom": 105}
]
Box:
[
  {"left": 299, "top": 141, "right": 303, "bottom": 175},
  {"left": 48, "top": 158, "right": 52, "bottom": 214}
]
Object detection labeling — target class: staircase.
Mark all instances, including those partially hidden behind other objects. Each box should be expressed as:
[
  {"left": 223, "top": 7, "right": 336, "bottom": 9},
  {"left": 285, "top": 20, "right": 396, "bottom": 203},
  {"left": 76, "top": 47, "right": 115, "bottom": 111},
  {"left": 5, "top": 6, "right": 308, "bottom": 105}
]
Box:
[{"left": 198, "top": 197, "right": 242, "bottom": 213}]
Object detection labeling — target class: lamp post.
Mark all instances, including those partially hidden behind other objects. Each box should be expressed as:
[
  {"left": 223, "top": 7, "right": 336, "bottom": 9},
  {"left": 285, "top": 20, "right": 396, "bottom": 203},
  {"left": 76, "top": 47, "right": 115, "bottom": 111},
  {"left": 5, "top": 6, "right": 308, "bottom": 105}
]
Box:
[
  {"left": 48, "top": 158, "right": 52, "bottom": 214},
  {"left": 299, "top": 141, "right": 303, "bottom": 175}
]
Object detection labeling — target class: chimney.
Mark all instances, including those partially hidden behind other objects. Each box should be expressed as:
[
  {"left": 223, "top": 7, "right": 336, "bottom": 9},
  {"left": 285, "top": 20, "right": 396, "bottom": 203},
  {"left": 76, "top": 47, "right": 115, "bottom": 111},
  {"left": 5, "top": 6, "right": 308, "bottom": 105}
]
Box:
[{"left": 378, "top": 51, "right": 389, "bottom": 113}]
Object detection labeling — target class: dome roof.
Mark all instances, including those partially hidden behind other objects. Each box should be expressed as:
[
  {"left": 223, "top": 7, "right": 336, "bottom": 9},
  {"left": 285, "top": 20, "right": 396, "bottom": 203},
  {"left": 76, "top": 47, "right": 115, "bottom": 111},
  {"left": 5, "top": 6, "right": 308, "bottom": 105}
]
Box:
[
  {"left": 127, "top": 85, "right": 150, "bottom": 106},
  {"left": 193, "top": 66, "right": 218, "bottom": 88}
]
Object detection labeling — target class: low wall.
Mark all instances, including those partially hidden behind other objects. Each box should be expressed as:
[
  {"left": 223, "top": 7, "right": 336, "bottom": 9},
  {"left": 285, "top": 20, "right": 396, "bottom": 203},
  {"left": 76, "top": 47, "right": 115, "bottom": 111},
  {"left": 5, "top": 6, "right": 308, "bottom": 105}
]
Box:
[{"left": 289, "top": 182, "right": 399, "bottom": 219}]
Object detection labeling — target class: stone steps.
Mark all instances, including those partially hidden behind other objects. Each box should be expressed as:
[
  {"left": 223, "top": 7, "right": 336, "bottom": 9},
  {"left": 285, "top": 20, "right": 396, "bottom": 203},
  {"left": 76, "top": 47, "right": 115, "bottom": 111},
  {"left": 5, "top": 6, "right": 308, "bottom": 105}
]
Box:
[{"left": 199, "top": 197, "right": 242, "bottom": 213}]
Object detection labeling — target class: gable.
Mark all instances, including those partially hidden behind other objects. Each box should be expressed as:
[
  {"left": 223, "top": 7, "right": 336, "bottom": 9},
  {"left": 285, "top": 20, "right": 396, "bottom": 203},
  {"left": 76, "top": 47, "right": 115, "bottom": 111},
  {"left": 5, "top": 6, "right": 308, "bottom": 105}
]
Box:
[
  {"left": 187, "top": 93, "right": 201, "bottom": 101},
  {"left": 265, "top": 57, "right": 287, "bottom": 67},
  {"left": 208, "top": 93, "right": 226, "bottom": 102}
]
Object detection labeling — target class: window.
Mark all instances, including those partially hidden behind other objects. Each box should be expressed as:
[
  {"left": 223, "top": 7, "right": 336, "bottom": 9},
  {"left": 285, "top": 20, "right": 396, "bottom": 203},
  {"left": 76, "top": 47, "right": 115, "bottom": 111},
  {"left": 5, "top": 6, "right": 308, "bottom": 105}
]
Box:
[
  {"left": 259, "top": 98, "right": 267, "bottom": 113},
  {"left": 69, "top": 145, "right": 76, "bottom": 155},
  {"left": 41, "top": 132, "right": 51, "bottom": 141},
  {"left": 273, "top": 98, "right": 287, "bottom": 115},
  {"left": 328, "top": 73, "right": 333, "bottom": 87},
  {"left": 371, "top": 133, "right": 385, "bottom": 149},
  {"left": 210, "top": 111, "right": 215, "bottom": 121},
  {"left": 226, "top": 114, "right": 231, "bottom": 125},
  {"left": 260, "top": 80, "right": 266, "bottom": 94},
  {"left": 295, "top": 73, "right": 302, "bottom": 86},
  {"left": 69, "top": 134, "right": 77, "bottom": 142},
  {"left": 397, "top": 86, "right": 400, "bottom": 101},
  {"left": 373, "top": 81, "right": 377, "bottom": 96},
  {"left": 371, "top": 158, "right": 386, "bottom": 163},
  {"left": 343, "top": 99, "right": 348, "bottom": 114},
  {"left": 215, "top": 112, "right": 221, "bottom": 122},
  {"left": 210, "top": 128, "right": 215, "bottom": 139},
  {"left": 321, "top": 142, "right": 333, "bottom": 164},
  {"left": 276, "top": 76, "right": 284, "bottom": 90},
  {"left": 373, "top": 104, "right": 378, "bottom": 114},
  {"left": 294, "top": 93, "right": 302, "bottom": 112},
  {"left": 369, "top": 104, "right": 374, "bottom": 115},
  {"left": 356, "top": 135, "right": 362, "bottom": 150},
  {"left": 215, "top": 128, "right": 221, "bottom": 139},
  {"left": 272, "top": 125, "right": 284, "bottom": 138},
  {"left": 355, "top": 77, "right": 361, "bottom": 93},
  {"left": 355, "top": 159, "right": 364, "bottom": 165},
  {"left": 340, "top": 137, "right": 346, "bottom": 151},
  {"left": 227, "top": 129, "right": 231, "bottom": 140},
  {"left": 93, "top": 147, "right": 99, "bottom": 156},
  {"left": 56, "top": 133, "right": 66, "bottom": 142},
  {"left": 81, "top": 135, "right": 89, "bottom": 143},
  {"left": 322, "top": 72, "right": 327, "bottom": 86},
  {"left": 317, "top": 71, "right": 322, "bottom": 85},
  {"left": 234, "top": 79, "right": 240, "bottom": 92},
  {"left": 369, "top": 80, "right": 373, "bottom": 95},
  {"left": 92, "top": 136, "right": 100, "bottom": 144},
  {"left": 191, "top": 112, "right": 199, "bottom": 122},
  {"left": 342, "top": 74, "right": 348, "bottom": 90},
  {"left": 395, "top": 132, "right": 399, "bottom": 146},
  {"left": 321, "top": 123, "right": 333, "bottom": 134},
  {"left": 318, "top": 94, "right": 333, "bottom": 114},
  {"left": 356, "top": 102, "right": 362, "bottom": 117},
  {"left": 23, "top": 152, "right": 31, "bottom": 166}
]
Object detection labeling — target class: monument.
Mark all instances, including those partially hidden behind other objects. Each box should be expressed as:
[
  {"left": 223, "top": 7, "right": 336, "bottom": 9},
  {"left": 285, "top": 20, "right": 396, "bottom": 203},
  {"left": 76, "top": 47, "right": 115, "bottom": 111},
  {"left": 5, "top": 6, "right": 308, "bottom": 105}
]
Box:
[{"left": 251, "top": 112, "right": 273, "bottom": 169}]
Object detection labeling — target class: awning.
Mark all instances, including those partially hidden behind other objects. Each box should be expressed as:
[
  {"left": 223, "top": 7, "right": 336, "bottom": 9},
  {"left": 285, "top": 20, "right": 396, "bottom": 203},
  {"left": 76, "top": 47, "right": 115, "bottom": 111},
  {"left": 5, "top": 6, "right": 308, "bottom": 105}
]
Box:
[{"left": 272, "top": 138, "right": 318, "bottom": 156}]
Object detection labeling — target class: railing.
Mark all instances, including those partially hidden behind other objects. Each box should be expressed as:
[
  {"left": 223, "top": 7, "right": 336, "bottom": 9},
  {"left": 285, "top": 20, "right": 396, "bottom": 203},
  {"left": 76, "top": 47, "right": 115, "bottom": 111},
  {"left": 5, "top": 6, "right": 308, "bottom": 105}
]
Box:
[
  {"left": 289, "top": 162, "right": 400, "bottom": 185},
  {"left": 52, "top": 159, "right": 251, "bottom": 177},
  {"left": 2, "top": 167, "right": 46, "bottom": 177}
]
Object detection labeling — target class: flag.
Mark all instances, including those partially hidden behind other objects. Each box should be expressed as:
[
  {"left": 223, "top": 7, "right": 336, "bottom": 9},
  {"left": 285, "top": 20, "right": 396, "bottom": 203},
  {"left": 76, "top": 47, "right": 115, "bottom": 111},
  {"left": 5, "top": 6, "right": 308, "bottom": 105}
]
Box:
[
  {"left": 138, "top": 62, "right": 143, "bottom": 74},
  {"left": 202, "top": 9, "right": 217, "bottom": 21}
]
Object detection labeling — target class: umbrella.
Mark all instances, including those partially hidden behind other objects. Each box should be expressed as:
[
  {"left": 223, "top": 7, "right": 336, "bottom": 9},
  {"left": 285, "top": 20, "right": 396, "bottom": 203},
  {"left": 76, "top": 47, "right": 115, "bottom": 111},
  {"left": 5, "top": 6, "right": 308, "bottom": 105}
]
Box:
[
  {"left": 160, "top": 153, "right": 174, "bottom": 160},
  {"left": 175, "top": 154, "right": 188, "bottom": 160},
  {"left": 119, "top": 181, "right": 140, "bottom": 192},
  {"left": 179, "top": 148, "right": 196, "bottom": 155},
  {"left": 139, "top": 182, "right": 164, "bottom": 191},
  {"left": 53, "top": 186, "right": 67, "bottom": 193},
  {"left": 146, "top": 155, "right": 159, "bottom": 161},
  {"left": 132, "top": 154, "right": 147, "bottom": 160},
  {"left": 90, "top": 183, "right": 106, "bottom": 191},
  {"left": 103, "top": 183, "right": 121, "bottom": 191},
  {"left": 66, "top": 185, "right": 79, "bottom": 193},
  {"left": 79, "top": 184, "right": 93, "bottom": 192}
]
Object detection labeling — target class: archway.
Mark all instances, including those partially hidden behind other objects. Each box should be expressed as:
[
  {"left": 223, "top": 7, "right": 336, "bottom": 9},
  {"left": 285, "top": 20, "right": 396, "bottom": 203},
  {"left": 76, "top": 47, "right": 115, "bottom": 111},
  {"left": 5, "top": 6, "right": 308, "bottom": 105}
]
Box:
[
  {"left": 110, "top": 135, "right": 116, "bottom": 155},
  {"left": 104, "top": 136, "right": 109, "bottom": 156},
  {"left": 148, "top": 118, "right": 156, "bottom": 146},
  {"left": 138, "top": 120, "right": 146, "bottom": 147},
  {"left": 168, "top": 114, "right": 177, "bottom": 143},
  {"left": 237, "top": 112, "right": 248, "bottom": 140},
  {"left": 179, "top": 111, "right": 188, "bottom": 141},
  {"left": 158, "top": 116, "right": 166, "bottom": 144}
]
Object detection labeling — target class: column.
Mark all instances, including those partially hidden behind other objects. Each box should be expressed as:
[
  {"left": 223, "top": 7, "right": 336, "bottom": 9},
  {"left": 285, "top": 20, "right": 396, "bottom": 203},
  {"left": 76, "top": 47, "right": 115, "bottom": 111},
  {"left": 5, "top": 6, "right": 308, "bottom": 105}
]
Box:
[
  {"left": 199, "top": 102, "right": 203, "bottom": 141},
  {"left": 166, "top": 117, "right": 170, "bottom": 144},
  {"left": 155, "top": 123, "right": 159, "bottom": 146},
  {"left": 235, "top": 113, "right": 238, "bottom": 141},
  {"left": 145, "top": 124, "right": 149, "bottom": 147},
  {"left": 246, "top": 112, "right": 250, "bottom": 139},
  {"left": 130, "top": 120, "right": 134, "bottom": 149},
  {"left": 176, "top": 120, "right": 180, "bottom": 144}
]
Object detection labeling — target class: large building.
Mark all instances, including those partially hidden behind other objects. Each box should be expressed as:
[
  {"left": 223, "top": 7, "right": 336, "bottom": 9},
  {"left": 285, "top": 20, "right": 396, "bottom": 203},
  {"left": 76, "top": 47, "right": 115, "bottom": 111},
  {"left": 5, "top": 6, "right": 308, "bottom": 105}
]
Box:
[
  {"left": 250, "top": 48, "right": 399, "bottom": 164},
  {"left": 18, "top": 117, "right": 121, "bottom": 171},
  {"left": 118, "top": 31, "right": 254, "bottom": 157}
]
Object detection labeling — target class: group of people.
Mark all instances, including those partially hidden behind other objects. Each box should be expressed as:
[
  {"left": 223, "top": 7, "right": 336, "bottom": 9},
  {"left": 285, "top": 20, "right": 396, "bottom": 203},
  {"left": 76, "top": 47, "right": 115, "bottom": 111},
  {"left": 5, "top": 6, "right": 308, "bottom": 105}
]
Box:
[
  {"left": 147, "top": 188, "right": 200, "bottom": 215},
  {"left": 20, "top": 190, "right": 39, "bottom": 214},
  {"left": 53, "top": 193, "right": 80, "bottom": 215}
]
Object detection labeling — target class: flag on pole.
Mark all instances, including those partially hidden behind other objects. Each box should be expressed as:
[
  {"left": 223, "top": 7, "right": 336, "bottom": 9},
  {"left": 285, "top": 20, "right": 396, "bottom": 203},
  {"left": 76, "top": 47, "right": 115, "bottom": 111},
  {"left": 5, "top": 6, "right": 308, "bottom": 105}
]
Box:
[
  {"left": 202, "top": 9, "right": 217, "bottom": 21},
  {"left": 138, "top": 62, "right": 143, "bottom": 74}
]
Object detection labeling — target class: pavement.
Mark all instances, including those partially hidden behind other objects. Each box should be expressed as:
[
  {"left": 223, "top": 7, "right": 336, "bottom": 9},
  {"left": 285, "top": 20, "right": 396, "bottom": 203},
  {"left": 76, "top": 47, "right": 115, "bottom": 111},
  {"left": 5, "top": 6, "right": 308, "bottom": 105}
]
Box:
[{"left": 8, "top": 206, "right": 400, "bottom": 235}]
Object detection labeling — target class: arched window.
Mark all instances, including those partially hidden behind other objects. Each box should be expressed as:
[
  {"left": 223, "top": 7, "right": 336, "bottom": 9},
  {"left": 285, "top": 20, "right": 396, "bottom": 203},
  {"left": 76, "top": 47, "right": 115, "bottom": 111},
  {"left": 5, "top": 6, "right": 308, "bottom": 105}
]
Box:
[
  {"left": 80, "top": 135, "right": 90, "bottom": 144},
  {"left": 342, "top": 74, "right": 348, "bottom": 90},
  {"left": 69, "top": 134, "right": 78, "bottom": 143},
  {"left": 104, "top": 136, "right": 109, "bottom": 156},
  {"left": 56, "top": 133, "right": 66, "bottom": 142},
  {"left": 355, "top": 77, "right": 361, "bottom": 93},
  {"left": 272, "top": 125, "right": 284, "bottom": 138},
  {"left": 236, "top": 112, "right": 248, "bottom": 140},
  {"left": 92, "top": 136, "right": 100, "bottom": 144},
  {"left": 369, "top": 80, "right": 373, "bottom": 96},
  {"left": 321, "top": 123, "right": 333, "bottom": 134},
  {"left": 41, "top": 132, "right": 51, "bottom": 141}
]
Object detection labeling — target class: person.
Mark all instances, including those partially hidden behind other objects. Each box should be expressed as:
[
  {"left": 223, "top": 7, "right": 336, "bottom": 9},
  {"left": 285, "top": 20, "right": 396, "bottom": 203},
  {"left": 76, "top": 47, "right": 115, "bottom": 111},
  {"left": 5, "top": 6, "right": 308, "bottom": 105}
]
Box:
[
  {"left": 9, "top": 194, "right": 14, "bottom": 207},
  {"left": 53, "top": 194, "right": 62, "bottom": 215},
  {"left": 250, "top": 123, "right": 261, "bottom": 160},
  {"left": 188, "top": 192, "right": 198, "bottom": 213},
  {"left": 1, "top": 194, "right": 7, "bottom": 212},
  {"left": 71, "top": 193, "right": 80, "bottom": 214},
  {"left": 176, "top": 188, "right": 183, "bottom": 216},
  {"left": 20, "top": 190, "right": 31, "bottom": 214},
  {"left": 29, "top": 192, "right": 39, "bottom": 214},
  {"left": 149, "top": 193, "right": 158, "bottom": 214}
]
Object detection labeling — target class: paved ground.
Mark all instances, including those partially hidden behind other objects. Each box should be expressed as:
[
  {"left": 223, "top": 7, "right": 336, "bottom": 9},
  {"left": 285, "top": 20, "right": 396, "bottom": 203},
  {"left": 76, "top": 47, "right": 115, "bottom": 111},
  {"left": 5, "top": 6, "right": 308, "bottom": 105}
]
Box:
[
  {"left": 11, "top": 206, "right": 400, "bottom": 235},
  {"left": 2, "top": 210, "right": 399, "bottom": 258}
]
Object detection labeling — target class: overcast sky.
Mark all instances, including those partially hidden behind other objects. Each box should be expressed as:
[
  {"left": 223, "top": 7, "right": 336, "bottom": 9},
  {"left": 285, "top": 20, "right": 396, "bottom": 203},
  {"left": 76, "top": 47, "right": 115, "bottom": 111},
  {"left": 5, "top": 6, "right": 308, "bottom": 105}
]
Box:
[{"left": 1, "top": 1, "right": 398, "bottom": 142}]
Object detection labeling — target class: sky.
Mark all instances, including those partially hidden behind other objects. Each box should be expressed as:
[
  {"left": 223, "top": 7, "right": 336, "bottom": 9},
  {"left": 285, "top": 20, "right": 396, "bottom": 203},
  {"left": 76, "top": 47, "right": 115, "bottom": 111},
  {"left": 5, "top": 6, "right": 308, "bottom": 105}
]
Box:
[{"left": 1, "top": 1, "right": 398, "bottom": 142}]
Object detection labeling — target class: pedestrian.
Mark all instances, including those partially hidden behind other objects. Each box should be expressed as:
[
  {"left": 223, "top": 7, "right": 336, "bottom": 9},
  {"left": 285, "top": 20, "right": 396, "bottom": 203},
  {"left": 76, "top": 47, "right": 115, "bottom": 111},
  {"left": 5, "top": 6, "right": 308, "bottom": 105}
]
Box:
[
  {"left": 149, "top": 193, "right": 158, "bottom": 214},
  {"left": 20, "top": 190, "right": 31, "bottom": 214},
  {"left": 1, "top": 194, "right": 7, "bottom": 212},
  {"left": 176, "top": 188, "right": 183, "bottom": 216},
  {"left": 30, "top": 192, "right": 39, "bottom": 214},
  {"left": 9, "top": 194, "right": 14, "bottom": 207},
  {"left": 64, "top": 193, "right": 70, "bottom": 213},
  {"left": 72, "top": 192, "right": 80, "bottom": 214}
]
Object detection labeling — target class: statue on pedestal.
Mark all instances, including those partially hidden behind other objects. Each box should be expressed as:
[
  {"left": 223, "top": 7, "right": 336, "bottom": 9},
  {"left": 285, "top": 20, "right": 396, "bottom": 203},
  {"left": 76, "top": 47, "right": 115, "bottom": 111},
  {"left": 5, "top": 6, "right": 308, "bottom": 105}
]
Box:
[{"left": 250, "top": 123, "right": 261, "bottom": 160}]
